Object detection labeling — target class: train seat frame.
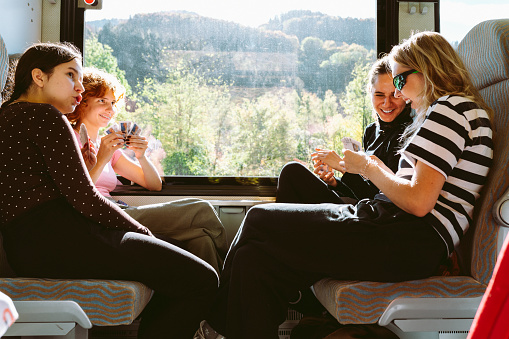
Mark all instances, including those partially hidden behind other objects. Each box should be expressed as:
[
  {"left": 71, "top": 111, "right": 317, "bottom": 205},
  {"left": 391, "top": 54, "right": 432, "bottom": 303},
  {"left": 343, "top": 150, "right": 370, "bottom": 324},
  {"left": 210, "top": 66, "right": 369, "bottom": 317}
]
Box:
[{"left": 0, "top": 18, "right": 508, "bottom": 339}]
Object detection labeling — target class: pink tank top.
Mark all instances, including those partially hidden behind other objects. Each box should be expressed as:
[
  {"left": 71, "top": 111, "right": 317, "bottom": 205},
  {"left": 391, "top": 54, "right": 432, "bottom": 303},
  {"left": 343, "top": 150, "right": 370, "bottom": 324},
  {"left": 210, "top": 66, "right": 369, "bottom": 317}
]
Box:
[{"left": 74, "top": 130, "right": 122, "bottom": 197}]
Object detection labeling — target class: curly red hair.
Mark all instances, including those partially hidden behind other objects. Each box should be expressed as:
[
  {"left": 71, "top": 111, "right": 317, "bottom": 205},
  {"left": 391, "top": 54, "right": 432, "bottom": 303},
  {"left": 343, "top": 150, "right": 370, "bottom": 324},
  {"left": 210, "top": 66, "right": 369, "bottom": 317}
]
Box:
[{"left": 66, "top": 67, "right": 125, "bottom": 127}]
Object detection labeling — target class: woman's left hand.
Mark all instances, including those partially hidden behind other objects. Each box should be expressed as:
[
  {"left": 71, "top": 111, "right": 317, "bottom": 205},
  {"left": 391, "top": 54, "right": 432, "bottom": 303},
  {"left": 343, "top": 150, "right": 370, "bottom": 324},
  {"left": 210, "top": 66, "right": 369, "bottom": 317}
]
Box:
[
  {"left": 125, "top": 135, "right": 149, "bottom": 159},
  {"left": 311, "top": 148, "right": 344, "bottom": 172},
  {"left": 314, "top": 164, "right": 337, "bottom": 186},
  {"left": 342, "top": 150, "right": 371, "bottom": 176},
  {"left": 81, "top": 141, "right": 97, "bottom": 171}
]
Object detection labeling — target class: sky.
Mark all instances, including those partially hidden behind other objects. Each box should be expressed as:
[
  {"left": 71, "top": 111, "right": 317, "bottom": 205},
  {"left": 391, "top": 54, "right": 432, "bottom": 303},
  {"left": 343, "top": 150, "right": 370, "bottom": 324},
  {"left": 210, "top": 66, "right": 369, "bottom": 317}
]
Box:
[
  {"left": 86, "top": 0, "right": 509, "bottom": 43},
  {"left": 86, "top": 0, "right": 375, "bottom": 25}
]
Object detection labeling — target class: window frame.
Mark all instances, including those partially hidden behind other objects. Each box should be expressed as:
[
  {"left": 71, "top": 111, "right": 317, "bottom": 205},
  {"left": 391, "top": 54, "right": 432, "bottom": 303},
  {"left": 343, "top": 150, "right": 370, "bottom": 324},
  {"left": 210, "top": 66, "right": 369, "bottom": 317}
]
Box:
[{"left": 62, "top": 0, "right": 390, "bottom": 194}]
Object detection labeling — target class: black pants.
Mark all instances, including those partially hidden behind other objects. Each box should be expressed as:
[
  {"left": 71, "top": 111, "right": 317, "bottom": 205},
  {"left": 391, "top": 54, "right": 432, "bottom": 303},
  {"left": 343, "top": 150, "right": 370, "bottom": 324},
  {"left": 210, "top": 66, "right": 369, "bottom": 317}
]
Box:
[
  {"left": 2, "top": 198, "right": 218, "bottom": 338},
  {"left": 208, "top": 200, "right": 447, "bottom": 339},
  {"left": 276, "top": 161, "right": 356, "bottom": 204}
]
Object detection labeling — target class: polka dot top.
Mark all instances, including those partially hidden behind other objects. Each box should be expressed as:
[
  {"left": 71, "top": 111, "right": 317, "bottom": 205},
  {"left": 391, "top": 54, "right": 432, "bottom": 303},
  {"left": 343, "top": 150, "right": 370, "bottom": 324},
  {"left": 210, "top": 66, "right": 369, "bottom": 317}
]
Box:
[{"left": 0, "top": 102, "right": 150, "bottom": 235}]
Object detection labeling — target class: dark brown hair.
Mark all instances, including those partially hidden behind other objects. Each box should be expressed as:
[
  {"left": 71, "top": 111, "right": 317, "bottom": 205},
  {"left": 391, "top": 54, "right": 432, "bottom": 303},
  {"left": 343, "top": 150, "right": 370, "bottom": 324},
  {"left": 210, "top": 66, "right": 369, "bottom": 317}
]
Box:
[{"left": 1, "top": 42, "right": 82, "bottom": 108}]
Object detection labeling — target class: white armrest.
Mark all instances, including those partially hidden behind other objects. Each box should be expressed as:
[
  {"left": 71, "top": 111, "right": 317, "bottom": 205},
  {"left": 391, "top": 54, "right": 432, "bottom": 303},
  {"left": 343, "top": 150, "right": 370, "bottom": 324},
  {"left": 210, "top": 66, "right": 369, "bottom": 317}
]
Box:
[
  {"left": 493, "top": 187, "right": 509, "bottom": 227},
  {"left": 378, "top": 296, "right": 483, "bottom": 326},
  {"left": 13, "top": 300, "right": 92, "bottom": 329}
]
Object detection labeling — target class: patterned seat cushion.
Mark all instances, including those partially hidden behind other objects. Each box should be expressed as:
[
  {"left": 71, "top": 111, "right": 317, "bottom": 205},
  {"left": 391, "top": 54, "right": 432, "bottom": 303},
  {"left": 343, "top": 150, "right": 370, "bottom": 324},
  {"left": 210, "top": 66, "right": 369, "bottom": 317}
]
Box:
[
  {"left": 457, "top": 19, "right": 509, "bottom": 286},
  {"left": 314, "top": 276, "right": 486, "bottom": 324},
  {"left": 0, "top": 278, "right": 152, "bottom": 326}
]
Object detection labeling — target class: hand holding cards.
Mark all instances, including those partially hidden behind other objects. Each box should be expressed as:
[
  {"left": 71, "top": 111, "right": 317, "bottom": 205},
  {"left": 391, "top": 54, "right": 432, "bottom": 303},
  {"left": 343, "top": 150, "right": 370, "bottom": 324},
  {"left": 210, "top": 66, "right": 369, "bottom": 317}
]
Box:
[{"left": 105, "top": 121, "right": 142, "bottom": 145}]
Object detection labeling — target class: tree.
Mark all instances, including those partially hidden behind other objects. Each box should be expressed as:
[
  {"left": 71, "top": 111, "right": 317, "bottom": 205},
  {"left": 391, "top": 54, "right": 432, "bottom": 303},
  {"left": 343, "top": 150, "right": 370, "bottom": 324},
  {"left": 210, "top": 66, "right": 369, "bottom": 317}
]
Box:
[
  {"left": 225, "top": 89, "right": 299, "bottom": 176},
  {"left": 340, "top": 61, "right": 374, "bottom": 139},
  {"left": 132, "top": 67, "right": 232, "bottom": 176},
  {"left": 84, "top": 36, "right": 131, "bottom": 96},
  {"left": 320, "top": 43, "right": 374, "bottom": 96},
  {"left": 298, "top": 37, "right": 326, "bottom": 93}
]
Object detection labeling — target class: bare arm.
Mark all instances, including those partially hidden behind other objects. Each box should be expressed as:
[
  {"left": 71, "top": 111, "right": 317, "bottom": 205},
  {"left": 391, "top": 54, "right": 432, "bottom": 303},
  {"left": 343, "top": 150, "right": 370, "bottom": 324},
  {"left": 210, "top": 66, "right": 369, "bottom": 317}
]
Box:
[
  {"left": 113, "top": 136, "right": 162, "bottom": 191},
  {"left": 342, "top": 150, "right": 445, "bottom": 217}
]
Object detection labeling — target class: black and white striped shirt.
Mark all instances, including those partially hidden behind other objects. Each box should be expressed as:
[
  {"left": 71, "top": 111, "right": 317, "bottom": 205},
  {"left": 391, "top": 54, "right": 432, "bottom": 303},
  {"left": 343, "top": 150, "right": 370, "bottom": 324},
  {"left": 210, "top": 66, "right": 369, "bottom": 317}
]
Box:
[{"left": 395, "top": 95, "right": 493, "bottom": 254}]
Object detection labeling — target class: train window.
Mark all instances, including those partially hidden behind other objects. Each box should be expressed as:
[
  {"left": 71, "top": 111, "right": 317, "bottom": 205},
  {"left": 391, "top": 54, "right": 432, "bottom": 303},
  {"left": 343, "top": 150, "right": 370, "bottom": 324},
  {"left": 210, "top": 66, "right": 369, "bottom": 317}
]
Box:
[
  {"left": 441, "top": 0, "right": 509, "bottom": 46},
  {"left": 84, "top": 0, "right": 376, "bottom": 176}
]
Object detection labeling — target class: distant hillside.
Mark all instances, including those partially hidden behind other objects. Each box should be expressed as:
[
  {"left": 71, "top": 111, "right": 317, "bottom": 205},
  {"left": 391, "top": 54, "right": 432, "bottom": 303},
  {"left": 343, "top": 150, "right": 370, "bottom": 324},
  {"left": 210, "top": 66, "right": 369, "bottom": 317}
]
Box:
[
  {"left": 90, "top": 11, "right": 301, "bottom": 87},
  {"left": 86, "top": 18, "right": 125, "bottom": 32},
  {"left": 96, "top": 12, "right": 299, "bottom": 54},
  {"left": 86, "top": 11, "right": 375, "bottom": 92},
  {"left": 89, "top": 10, "right": 375, "bottom": 54},
  {"left": 263, "top": 10, "right": 376, "bottom": 50}
]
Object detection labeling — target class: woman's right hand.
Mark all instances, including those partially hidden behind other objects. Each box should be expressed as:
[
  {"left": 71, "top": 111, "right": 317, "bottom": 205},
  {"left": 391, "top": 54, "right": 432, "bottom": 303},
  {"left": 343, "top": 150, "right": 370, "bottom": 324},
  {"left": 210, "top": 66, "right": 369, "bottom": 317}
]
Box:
[
  {"left": 314, "top": 164, "right": 337, "bottom": 186},
  {"left": 96, "top": 133, "right": 125, "bottom": 164}
]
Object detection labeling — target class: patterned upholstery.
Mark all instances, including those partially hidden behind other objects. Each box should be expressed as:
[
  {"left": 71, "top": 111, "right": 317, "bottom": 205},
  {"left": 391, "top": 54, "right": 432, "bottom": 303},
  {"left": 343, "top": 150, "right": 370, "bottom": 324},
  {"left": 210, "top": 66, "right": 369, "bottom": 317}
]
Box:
[
  {"left": 314, "top": 276, "right": 486, "bottom": 324},
  {"left": 0, "top": 278, "right": 152, "bottom": 326},
  {"left": 0, "top": 231, "right": 153, "bottom": 326},
  {"left": 457, "top": 19, "right": 509, "bottom": 286},
  {"left": 313, "top": 19, "right": 509, "bottom": 325}
]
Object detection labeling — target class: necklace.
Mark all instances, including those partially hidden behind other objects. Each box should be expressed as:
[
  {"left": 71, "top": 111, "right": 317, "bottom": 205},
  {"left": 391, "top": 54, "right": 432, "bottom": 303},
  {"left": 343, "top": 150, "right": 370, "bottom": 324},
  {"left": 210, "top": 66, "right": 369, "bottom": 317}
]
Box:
[{"left": 10, "top": 99, "right": 27, "bottom": 105}]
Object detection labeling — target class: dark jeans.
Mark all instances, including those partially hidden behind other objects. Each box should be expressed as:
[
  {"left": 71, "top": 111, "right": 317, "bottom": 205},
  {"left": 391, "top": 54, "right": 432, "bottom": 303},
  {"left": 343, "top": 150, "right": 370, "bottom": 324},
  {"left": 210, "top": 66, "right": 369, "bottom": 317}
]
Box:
[
  {"left": 208, "top": 200, "right": 447, "bottom": 339},
  {"left": 2, "top": 198, "right": 218, "bottom": 339},
  {"left": 276, "top": 161, "right": 355, "bottom": 204}
]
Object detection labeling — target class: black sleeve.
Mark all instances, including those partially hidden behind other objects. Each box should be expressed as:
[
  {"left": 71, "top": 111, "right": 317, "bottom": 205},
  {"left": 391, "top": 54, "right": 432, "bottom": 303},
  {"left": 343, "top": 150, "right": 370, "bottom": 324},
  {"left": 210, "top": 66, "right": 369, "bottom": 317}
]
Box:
[
  {"left": 384, "top": 140, "right": 403, "bottom": 174},
  {"left": 362, "top": 123, "right": 377, "bottom": 151},
  {"left": 27, "top": 107, "right": 150, "bottom": 235}
]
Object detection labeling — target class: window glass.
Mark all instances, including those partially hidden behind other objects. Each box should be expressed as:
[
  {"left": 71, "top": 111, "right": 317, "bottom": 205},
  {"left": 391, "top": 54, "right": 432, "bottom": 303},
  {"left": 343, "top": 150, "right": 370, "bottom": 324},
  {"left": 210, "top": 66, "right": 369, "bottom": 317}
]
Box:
[
  {"left": 440, "top": 0, "right": 509, "bottom": 46},
  {"left": 85, "top": 0, "right": 376, "bottom": 176}
]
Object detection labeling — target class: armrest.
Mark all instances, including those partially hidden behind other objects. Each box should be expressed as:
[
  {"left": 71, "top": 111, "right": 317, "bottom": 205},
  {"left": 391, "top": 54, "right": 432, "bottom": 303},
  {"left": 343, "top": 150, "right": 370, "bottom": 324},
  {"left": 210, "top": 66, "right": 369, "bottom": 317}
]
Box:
[
  {"left": 493, "top": 186, "right": 509, "bottom": 227},
  {"left": 378, "top": 296, "right": 483, "bottom": 326},
  {"left": 13, "top": 300, "right": 92, "bottom": 329}
]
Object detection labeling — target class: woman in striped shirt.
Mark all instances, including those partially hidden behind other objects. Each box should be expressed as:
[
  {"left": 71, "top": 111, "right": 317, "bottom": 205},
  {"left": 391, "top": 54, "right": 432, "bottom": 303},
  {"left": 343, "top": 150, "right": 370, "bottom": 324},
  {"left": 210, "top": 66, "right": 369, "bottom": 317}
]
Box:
[{"left": 196, "top": 31, "right": 493, "bottom": 339}]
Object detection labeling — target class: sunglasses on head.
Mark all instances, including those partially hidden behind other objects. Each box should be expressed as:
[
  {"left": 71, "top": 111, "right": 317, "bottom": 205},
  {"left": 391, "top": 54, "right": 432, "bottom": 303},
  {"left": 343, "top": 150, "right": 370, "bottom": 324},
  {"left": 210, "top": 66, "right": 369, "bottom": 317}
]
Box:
[{"left": 393, "top": 69, "right": 419, "bottom": 91}]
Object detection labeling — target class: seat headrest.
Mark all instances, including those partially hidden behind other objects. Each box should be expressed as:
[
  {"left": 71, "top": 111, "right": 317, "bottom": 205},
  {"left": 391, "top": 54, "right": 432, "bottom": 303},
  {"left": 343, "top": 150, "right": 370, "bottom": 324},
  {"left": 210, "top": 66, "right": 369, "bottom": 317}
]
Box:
[
  {"left": 0, "top": 34, "right": 8, "bottom": 100},
  {"left": 457, "top": 19, "right": 509, "bottom": 91}
]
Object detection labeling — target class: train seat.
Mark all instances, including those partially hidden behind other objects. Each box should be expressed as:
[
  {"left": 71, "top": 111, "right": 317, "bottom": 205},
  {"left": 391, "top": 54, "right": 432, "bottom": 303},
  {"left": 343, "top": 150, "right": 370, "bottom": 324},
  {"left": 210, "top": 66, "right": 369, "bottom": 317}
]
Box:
[
  {"left": 312, "top": 18, "right": 509, "bottom": 339},
  {"left": 0, "top": 34, "right": 153, "bottom": 338},
  {"left": 0, "top": 233, "right": 153, "bottom": 338}
]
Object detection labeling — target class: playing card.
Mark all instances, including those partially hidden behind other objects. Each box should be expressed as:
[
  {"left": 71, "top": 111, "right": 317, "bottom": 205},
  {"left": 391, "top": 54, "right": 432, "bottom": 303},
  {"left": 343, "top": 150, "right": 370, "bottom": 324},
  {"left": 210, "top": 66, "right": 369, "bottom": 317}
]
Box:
[
  {"left": 130, "top": 123, "right": 141, "bottom": 136},
  {"left": 79, "top": 123, "right": 89, "bottom": 146},
  {"left": 104, "top": 121, "right": 142, "bottom": 145},
  {"left": 341, "top": 137, "right": 362, "bottom": 152},
  {"left": 105, "top": 124, "right": 121, "bottom": 135},
  {"left": 119, "top": 121, "right": 133, "bottom": 136}
]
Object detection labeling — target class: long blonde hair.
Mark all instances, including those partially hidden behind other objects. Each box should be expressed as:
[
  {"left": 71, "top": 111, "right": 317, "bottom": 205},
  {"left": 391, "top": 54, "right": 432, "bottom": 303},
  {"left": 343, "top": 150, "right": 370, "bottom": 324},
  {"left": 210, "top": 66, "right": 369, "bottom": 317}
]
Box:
[{"left": 388, "top": 31, "right": 492, "bottom": 140}]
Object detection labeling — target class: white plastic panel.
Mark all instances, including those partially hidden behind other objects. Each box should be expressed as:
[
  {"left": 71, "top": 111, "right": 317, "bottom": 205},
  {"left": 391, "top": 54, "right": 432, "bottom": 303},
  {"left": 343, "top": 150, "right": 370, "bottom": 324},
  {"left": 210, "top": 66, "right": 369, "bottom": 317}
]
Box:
[
  {"left": 11, "top": 300, "right": 92, "bottom": 329},
  {"left": 5, "top": 322, "right": 76, "bottom": 336},
  {"left": 378, "top": 297, "right": 483, "bottom": 326},
  {"left": 0, "top": 0, "right": 42, "bottom": 54},
  {"left": 393, "top": 319, "right": 473, "bottom": 332}
]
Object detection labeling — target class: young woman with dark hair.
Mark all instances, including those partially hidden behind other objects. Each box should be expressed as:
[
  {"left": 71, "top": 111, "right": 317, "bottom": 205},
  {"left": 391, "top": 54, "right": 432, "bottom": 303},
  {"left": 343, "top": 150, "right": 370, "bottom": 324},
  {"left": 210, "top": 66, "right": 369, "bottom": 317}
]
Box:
[{"left": 0, "top": 42, "right": 218, "bottom": 339}]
